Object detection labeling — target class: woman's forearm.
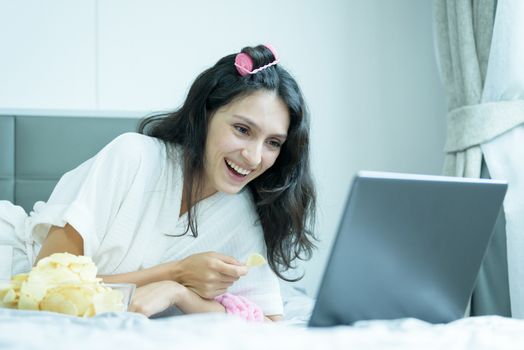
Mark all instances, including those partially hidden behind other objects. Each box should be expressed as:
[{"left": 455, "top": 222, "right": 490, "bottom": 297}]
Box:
[
  {"left": 35, "top": 224, "right": 84, "bottom": 265},
  {"left": 129, "top": 281, "right": 225, "bottom": 317},
  {"left": 175, "top": 286, "right": 226, "bottom": 314},
  {"left": 175, "top": 288, "right": 281, "bottom": 321},
  {"left": 100, "top": 263, "right": 173, "bottom": 287}
]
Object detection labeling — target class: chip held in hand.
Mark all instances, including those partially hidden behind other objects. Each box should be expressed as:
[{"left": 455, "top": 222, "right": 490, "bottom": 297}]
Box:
[{"left": 246, "top": 253, "right": 266, "bottom": 267}]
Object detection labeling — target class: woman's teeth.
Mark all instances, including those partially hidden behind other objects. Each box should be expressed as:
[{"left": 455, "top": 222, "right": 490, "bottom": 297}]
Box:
[{"left": 226, "top": 159, "right": 251, "bottom": 176}]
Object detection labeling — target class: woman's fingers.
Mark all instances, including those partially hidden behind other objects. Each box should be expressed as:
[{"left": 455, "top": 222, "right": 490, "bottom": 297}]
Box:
[
  {"left": 218, "top": 272, "right": 239, "bottom": 284},
  {"left": 213, "top": 253, "right": 243, "bottom": 266},
  {"left": 172, "top": 252, "right": 249, "bottom": 298},
  {"left": 212, "top": 253, "right": 250, "bottom": 276},
  {"left": 215, "top": 259, "right": 248, "bottom": 278}
]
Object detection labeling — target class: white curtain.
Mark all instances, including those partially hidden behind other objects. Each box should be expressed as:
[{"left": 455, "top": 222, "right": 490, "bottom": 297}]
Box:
[
  {"left": 480, "top": 0, "right": 524, "bottom": 318},
  {"left": 435, "top": 0, "right": 524, "bottom": 318},
  {"left": 434, "top": 0, "right": 494, "bottom": 179}
]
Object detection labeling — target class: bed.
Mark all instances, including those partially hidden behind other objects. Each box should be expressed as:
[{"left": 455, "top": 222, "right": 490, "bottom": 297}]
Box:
[
  {"left": 1, "top": 111, "right": 524, "bottom": 349},
  {"left": 1, "top": 308, "right": 524, "bottom": 349}
]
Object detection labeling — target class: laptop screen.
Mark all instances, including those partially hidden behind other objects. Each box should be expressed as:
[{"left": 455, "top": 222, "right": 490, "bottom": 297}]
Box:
[{"left": 309, "top": 171, "right": 507, "bottom": 327}]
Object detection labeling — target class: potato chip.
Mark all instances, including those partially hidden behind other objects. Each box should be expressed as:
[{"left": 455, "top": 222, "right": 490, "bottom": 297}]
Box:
[
  {"left": 44, "top": 284, "right": 94, "bottom": 316},
  {"left": 246, "top": 253, "right": 266, "bottom": 267},
  {"left": 79, "top": 265, "right": 97, "bottom": 282},
  {"left": 83, "top": 304, "right": 95, "bottom": 317},
  {"left": 40, "top": 293, "right": 64, "bottom": 312},
  {"left": 1, "top": 253, "right": 128, "bottom": 317},
  {"left": 58, "top": 300, "right": 79, "bottom": 316},
  {"left": 17, "top": 293, "right": 39, "bottom": 310},
  {"left": 31, "top": 267, "right": 80, "bottom": 285},
  {"left": 41, "top": 293, "right": 78, "bottom": 316},
  {"left": 0, "top": 284, "right": 12, "bottom": 298},
  {"left": 0, "top": 301, "right": 16, "bottom": 309},
  {"left": 1, "top": 281, "right": 20, "bottom": 309},
  {"left": 37, "top": 252, "right": 74, "bottom": 267},
  {"left": 21, "top": 279, "right": 49, "bottom": 303},
  {"left": 2, "top": 288, "right": 16, "bottom": 304},
  {"left": 11, "top": 273, "right": 29, "bottom": 283}
]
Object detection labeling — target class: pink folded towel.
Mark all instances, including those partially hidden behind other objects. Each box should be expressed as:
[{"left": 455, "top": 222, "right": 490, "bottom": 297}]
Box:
[{"left": 214, "top": 293, "right": 264, "bottom": 322}]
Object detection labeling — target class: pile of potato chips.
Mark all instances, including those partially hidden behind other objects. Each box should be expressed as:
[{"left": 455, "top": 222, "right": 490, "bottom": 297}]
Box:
[{"left": 0, "top": 253, "right": 124, "bottom": 317}]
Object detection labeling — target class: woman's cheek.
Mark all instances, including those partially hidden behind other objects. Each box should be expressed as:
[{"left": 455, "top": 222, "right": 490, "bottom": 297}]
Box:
[{"left": 262, "top": 154, "right": 279, "bottom": 172}]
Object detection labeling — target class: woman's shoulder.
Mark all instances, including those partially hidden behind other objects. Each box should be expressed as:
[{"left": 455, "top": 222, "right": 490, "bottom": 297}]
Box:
[
  {"left": 108, "top": 132, "right": 162, "bottom": 152},
  {"left": 99, "top": 132, "right": 168, "bottom": 163}
]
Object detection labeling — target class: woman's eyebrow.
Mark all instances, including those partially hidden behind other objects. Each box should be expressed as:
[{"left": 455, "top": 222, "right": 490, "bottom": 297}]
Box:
[{"left": 233, "top": 115, "right": 287, "bottom": 139}]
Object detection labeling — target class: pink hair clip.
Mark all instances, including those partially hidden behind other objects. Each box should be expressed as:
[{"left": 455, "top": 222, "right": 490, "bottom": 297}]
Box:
[{"left": 235, "top": 44, "right": 280, "bottom": 77}]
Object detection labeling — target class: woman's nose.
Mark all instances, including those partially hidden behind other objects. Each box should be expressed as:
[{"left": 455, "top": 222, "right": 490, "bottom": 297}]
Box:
[{"left": 241, "top": 142, "right": 263, "bottom": 167}]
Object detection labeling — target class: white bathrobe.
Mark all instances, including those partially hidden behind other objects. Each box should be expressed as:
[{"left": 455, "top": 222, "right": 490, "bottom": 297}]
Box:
[{"left": 0, "top": 132, "right": 283, "bottom": 315}]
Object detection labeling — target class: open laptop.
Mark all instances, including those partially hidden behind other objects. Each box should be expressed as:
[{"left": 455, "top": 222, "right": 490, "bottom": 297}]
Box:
[{"left": 308, "top": 171, "right": 507, "bottom": 327}]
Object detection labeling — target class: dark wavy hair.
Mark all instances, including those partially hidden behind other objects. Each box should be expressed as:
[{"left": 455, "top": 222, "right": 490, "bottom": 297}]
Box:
[{"left": 138, "top": 44, "right": 316, "bottom": 281}]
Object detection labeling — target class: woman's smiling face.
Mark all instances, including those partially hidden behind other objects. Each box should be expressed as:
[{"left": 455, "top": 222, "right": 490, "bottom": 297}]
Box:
[{"left": 202, "top": 90, "right": 290, "bottom": 196}]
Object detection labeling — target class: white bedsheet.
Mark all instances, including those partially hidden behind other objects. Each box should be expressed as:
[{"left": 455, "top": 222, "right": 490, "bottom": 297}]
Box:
[{"left": 1, "top": 308, "right": 524, "bottom": 350}]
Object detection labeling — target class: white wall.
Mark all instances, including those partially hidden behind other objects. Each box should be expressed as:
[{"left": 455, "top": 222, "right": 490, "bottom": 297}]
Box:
[
  {"left": 0, "top": 0, "right": 96, "bottom": 109},
  {"left": 0, "top": 0, "right": 447, "bottom": 296}
]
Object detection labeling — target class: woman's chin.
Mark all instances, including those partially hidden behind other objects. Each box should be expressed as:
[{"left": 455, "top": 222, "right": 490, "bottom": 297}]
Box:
[
  {"left": 219, "top": 185, "right": 245, "bottom": 195},
  {"left": 216, "top": 178, "right": 251, "bottom": 194}
]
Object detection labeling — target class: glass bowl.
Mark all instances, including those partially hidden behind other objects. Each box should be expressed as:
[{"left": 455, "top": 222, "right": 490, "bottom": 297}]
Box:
[
  {"left": 0, "top": 280, "right": 136, "bottom": 313},
  {"left": 104, "top": 283, "right": 136, "bottom": 311}
]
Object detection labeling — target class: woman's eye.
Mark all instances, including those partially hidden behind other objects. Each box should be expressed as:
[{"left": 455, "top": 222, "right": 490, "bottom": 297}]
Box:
[
  {"left": 234, "top": 125, "right": 249, "bottom": 134},
  {"left": 267, "top": 140, "right": 282, "bottom": 149}
]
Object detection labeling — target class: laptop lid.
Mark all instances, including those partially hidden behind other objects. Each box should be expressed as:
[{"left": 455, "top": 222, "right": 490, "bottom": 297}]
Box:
[{"left": 309, "top": 171, "right": 507, "bottom": 327}]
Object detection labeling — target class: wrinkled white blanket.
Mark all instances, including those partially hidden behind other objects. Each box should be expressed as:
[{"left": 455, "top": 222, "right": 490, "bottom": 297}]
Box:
[{"left": 1, "top": 307, "right": 524, "bottom": 350}]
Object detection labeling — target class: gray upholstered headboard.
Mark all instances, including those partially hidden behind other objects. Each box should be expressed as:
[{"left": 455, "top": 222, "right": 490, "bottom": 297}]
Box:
[{"left": 0, "top": 112, "right": 143, "bottom": 213}]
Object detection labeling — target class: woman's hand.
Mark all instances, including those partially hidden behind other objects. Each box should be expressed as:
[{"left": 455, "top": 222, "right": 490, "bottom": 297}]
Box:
[
  {"left": 129, "top": 280, "right": 227, "bottom": 317},
  {"left": 128, "top": 280, "right": 184, "bottom": 317},
  {"left": 166, "top": 252, "right": 248, "bottom": 299}
]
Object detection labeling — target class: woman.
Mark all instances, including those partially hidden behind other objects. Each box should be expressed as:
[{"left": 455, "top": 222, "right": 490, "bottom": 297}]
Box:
[{"left": 0, "top": 44, "right": 316, "bottom": 320}]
